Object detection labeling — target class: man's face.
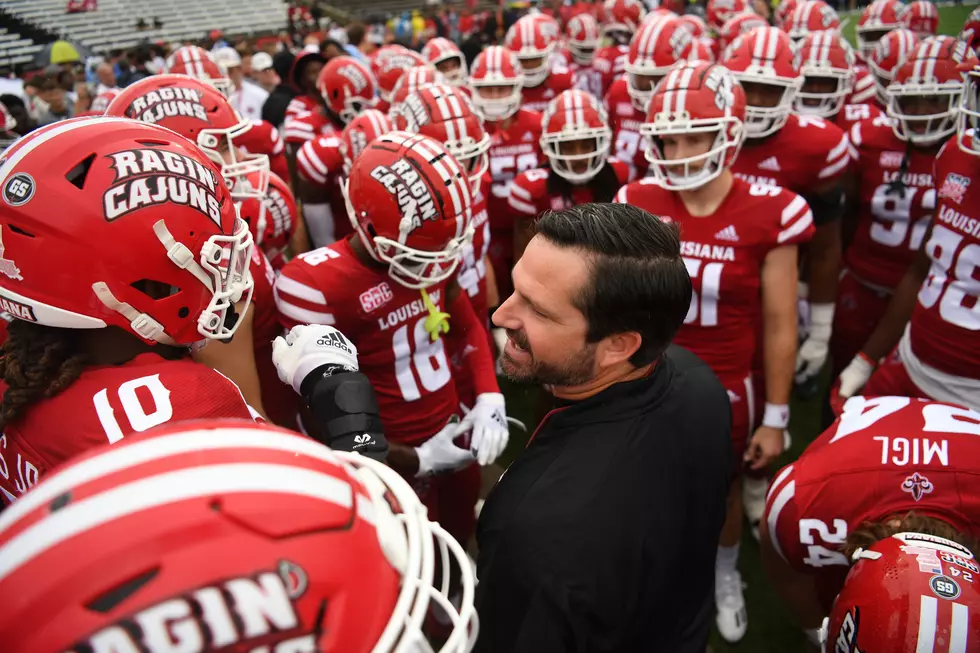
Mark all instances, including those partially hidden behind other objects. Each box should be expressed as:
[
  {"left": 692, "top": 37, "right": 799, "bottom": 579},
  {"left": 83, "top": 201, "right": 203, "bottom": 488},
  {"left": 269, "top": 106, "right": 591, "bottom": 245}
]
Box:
[
  {"left": 304, "top": 61, "right": 324, "bottom": 93},
  {"left": 40, "top": 86, "right": 66, "bottom": 110},
  {"left": 257, "top": 69, "right": 279, "bottom": 88},
  {"left": 323, "top": 44, "right": 344, "bottom": 60},
  {"left": 227, "top": 65, "right": 244, "bottom": 88},
  {"left": 741, "top": 81, "right": 784, "bottom": 109},
  {"left": 97, "top": 65, "right": 116, "bottom": 87},
  {"left": 493, "top": 236, "right": 597, "bottom": 386}
]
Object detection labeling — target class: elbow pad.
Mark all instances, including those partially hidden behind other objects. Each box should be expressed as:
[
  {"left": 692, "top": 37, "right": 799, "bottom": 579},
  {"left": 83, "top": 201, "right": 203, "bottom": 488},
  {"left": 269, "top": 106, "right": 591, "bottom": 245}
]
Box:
[
  {"left": 804, "top": 185, "right": 845, "bottom": 227},
  {"left": 302, "top": 366, "right": 389, "bottom": 462}
]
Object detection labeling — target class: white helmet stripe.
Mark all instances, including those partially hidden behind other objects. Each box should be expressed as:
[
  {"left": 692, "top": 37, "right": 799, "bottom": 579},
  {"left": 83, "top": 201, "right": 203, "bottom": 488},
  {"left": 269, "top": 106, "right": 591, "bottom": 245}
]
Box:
[
  {"left": 917, "top": 595, "right": 938, "bottom": 653},
  {"left": 950, "top": 601, "right": 969, "bottom": 653}
]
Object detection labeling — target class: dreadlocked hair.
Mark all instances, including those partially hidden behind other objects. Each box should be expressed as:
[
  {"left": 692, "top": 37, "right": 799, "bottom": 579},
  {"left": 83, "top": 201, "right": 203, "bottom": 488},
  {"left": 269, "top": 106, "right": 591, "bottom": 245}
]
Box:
[
  {"left": 0, "top": 320, "right": 88, "bottom": 431},
  {"left": 842, "top": 511, "right": 980, "bottom": 562}
]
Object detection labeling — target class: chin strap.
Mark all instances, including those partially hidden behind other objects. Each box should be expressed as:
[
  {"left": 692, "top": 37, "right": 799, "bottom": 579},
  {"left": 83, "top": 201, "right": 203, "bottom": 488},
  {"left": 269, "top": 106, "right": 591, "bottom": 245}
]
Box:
[
  {"left": 421, "top": 288, "right": 451, "bottom": 341},
  {"left": 91, "top": 282, "right": 177, "bottom": 345},
  {"left": 152, "top": 220, "right": 214, "bottom": 290}
]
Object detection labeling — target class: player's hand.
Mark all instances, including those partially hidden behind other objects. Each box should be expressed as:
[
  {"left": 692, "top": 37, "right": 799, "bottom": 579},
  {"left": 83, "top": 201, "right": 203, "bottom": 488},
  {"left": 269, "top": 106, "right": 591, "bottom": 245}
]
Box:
[
  {"left": 272, "top": 324, "right": 359, "bottom": 394},
  {"left": 837, "top": 352, "right": 876, "bottom": 401},
  {"left": 462, "top": 392, "right": 510, "bottom": 466},
  {"left": 744, "top": 425, "right": 786, "bottom": 470},
  {"left": 794, "top": 302, "right": 833, "bottom": 385},
  {"left": 415, "top": 416, "right": 476, "bottom": 477}
]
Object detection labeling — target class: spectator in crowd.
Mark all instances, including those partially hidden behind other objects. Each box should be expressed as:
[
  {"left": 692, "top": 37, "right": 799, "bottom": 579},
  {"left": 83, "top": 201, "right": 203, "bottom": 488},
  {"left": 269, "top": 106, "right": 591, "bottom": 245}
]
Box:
[
  {"left": 214, "top": 46, "right": 269, "bottom": 121},
  {"left": 153, "top": 16, "right": 164, "bottom": 29},
  {"left": 74, "top": 80, "right": 92, "bottom": 113},
  {"left": 136, "top": 17, "right": 147, "bottom": 31},
  {"left": 344, "top": 22, "right": 372, "bottom": 63},
  {"left": 249, "top": 52, "right": 279, "bottom": 93},
  {"left": 95, "top": 61, "right": 116, "bottom": 94},
  {"left": 0, "top": 95, "right": 34, "bottom": 136},
  {"left": 30, "top": 74, "right": 74, "bottom": 126},
  {"left": 118, "top": 45, "right": 154, "bottom": 86},
  {"left": 261, "top": 50, "right": 297, "bottom": 129},
  {"left": 318, "top": 39, "right": 345, "bottom": 62}
]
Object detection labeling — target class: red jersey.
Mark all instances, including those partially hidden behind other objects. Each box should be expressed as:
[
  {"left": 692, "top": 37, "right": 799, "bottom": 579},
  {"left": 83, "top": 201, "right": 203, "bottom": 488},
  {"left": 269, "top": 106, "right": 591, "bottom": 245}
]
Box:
[
  {"left": 508, "top": 160, "right": 630, "bottom": 221},
  {"left": 294, "top": 134, "right": 352, "bottom": 241},
  {"left": 283, "top": 109, "right": 338, "bottom": 146},
  {"left": 733, "top": 114, "right": 851, "bottom": 194},
  {"left": 274, "top": 238, "right": 459, "bottom": 444},
  {"left": 765, "top": 396, "right": 980, "bottom": 606},
  {"left": 520, "top": 69, "right": 575, "bottom": 113},
  {"left": 846, "top": 115, "right": 939, "bottom": 291},
  {"left": 0, "top": 354, "right": 254, "bottom": 504},
  {"left": 615, "top": 178, "right": 814, "bottom": 386},
  {"left": 832, "top": 102, "right": 885, "bottom": 135},
  {"left": 910, "top": 136, "right": 980, "bottom": 380},
  {"left": 591, "top": 44, "right": 628, "bottom": 99},
  {"left": 235, "top": 119, "right": 290, "bottom": 183},
  {"left": 564, "top": 55, "right": 605, "bottom": 100},
  {"left": 285, "top": 95, "right": 319, "bottom": 121},
  {"left": 845, "top": 63, "right": 877, "bottom": 106},
  {"left": 457, "top": 175, "right": 492, "bottom": 325},
  {"left": 249, "top": 247, "right": 296, "bottom": 428},
  {"left": 604, "top": 76, "right": 647, "bottom": 180}
]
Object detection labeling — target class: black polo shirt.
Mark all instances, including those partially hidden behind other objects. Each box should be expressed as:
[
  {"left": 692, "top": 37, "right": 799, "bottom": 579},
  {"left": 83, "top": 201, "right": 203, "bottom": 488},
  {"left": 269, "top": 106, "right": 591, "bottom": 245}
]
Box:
[{"left": 475, "top": 346, "right": 732, "bottom": 653}]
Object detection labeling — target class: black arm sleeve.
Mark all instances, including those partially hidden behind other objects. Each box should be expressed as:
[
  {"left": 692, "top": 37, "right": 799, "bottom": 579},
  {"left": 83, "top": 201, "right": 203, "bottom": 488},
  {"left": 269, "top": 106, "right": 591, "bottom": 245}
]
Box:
[
  {"left": 802, "top": 183, "right": 845, "bottom": 227},
  {"left": 299, "top": 364, "right": 389, "bottom": 462}
]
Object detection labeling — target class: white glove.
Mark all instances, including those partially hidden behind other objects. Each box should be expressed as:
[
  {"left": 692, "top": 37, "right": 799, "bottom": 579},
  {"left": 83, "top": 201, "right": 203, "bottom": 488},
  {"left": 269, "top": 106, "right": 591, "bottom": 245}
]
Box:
[
  {"left": 796, "top": 281, "right": 811, "bottom": 339},
  {"left": 837, "top": 352, "right": 876, "bottom": 400},
  {"left": 462, "top": 392, "right": 510, "bottom": 466},
  {"left": 795, "top": 303, "right": 834, "bottom": 385},
  {"left": 272, "top": 324, "right": 359, "bottom": 394},
  {"left": 416, "top": 417, "right": 476, "bottom": 477}
]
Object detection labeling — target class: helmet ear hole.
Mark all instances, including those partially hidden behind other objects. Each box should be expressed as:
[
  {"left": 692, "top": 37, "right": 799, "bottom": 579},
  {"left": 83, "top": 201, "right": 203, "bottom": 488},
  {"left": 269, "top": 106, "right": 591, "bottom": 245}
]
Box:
[
  {"left": 131, "top": 279, "right": 181, "bottom": 300},
  {"left": 65, "top": 154, "right": 97, "bottom": 190}
]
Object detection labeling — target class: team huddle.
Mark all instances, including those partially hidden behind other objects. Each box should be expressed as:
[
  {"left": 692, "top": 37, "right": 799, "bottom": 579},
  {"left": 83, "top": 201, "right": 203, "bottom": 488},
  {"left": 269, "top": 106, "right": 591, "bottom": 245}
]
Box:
[{"left": 0, "top": 0, "right": 979, "bottom": 649}]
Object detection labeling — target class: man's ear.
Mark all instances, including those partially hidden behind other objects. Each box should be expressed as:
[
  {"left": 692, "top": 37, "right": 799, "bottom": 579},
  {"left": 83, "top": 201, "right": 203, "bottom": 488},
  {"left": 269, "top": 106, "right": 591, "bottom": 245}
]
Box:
[{"left": 596, "top": 331, "right": 642, "bottom": 369}]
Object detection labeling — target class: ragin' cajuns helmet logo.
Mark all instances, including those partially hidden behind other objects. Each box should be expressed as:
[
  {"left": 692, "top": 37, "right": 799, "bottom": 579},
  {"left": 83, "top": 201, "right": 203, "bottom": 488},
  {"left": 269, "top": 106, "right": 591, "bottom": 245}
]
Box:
[
  {"left": 370, "top": 158, "right": 438, "bottom": 232},
  {"left": 103, "top": 148, "right": 223, "bottom": 225},
  {"left": 124, "top": 86, "right": 211, "bottom": 125}
]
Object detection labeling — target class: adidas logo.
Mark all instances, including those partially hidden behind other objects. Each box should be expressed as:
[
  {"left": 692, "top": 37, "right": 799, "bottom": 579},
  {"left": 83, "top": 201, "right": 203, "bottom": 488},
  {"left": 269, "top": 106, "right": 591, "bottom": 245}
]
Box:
[
  {"left": 715, "top": 225, "right": 740, "bottom": 242},
  {"left": 758, "top": 156, "right": 781, "bottom": 171}
]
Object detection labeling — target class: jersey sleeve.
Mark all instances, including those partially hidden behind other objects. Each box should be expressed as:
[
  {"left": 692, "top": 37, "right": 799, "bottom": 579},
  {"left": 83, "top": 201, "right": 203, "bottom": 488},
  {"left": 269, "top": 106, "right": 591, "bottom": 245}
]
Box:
[
  {"left": 296, "top": 136, "right": 343, "bottom": 185},
  {"left": 163, "top": 364, "right": 257, "bottom": 421},
  {"left": 613, "top": 182, "right": 630, "bottom": 204},
  {"left": 815, "top": 123, "right": 851, "bottom": 184},
  {"left": 776, "top": 191, "right": 815, "bottom": 246},
  {"left": 283, "top": 111, "right": 318, "bottom": 145},
  {"left": 268, "top": 124, "right": 285, "bottom": 156},
  {"left": 508, "top": 169, "right": 546, "bottom": 218},
  {"left": 609, "top": 158, "right": 632, "bottom": 185},
  {"left": 764, "top": 463, "right": 807, "bottom": 569},
  {"left": 275, "top": 255, "right": 339, "bottom": 330},
  {"left": 848, "top": 67, "right": 876, "bottom": 105}
]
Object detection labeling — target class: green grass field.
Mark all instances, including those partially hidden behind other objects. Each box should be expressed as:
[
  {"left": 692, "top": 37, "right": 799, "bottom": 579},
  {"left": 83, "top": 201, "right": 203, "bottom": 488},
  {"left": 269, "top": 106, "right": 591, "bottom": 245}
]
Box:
[{"left": 494, "top": 4, "right": 979, "bottom": 650}]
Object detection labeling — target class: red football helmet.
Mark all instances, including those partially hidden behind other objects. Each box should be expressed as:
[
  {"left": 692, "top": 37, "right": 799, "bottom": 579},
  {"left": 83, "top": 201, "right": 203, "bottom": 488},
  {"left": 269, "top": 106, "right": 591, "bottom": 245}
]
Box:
[
  {"left": 869, "top": 28, "right": 920, "bottom": 106},
  {"left": 960, "top": 7, "right": 980, "bottom": 54},
  {"left": 793, "top": 31, "right": 857, "bottom": 118},
  {"left": 821, "top": 533, "right": 980, "bottom": 653},
  {"left": 339, "top": 108, "right": 393, "bottom": 175},
  {"left": 773, "top": 0, "right": 799, "bottom": 28},
  {"left": 717, "top": 11, "right": 770, "bottom": 52},
  {"left": 238, "top": 170, "right": 296, "bottom": 268},
  {"left": 317, "top": 56, "right": 378, "bottom": 125},
  {"left": 422, "top": 37, "right": 468, "bottom": 87},
  {"left": 888, "top": 37, "right": 975, "bottom": 146},
  {"left": 0, "top": 420, "right": 478, "bottom": 653},
  {"left": 566, "top": 13, "right": 602, "bottom": 66},
  {"left": 344, "top": 132, "right": 474, "bottom": 289},
  {"left": 641, "top": 61, "right": 747, "bottom": 190},
  {"left": 706, "top": 0, "right": 750, "bottom": 32},
  {"left": 677, "top": 13, "right": 708, "bottom": 38},
  {"left": 691, "top": 37, "right": 717, "bottom": 63},
  {"left": 468, "top": 45, "right": 525, "bottom": 122},
  {"left": 540, "top": 89, "right": 612, "bottom": 182},
  {"left": 901, "top": 0, "right": 940, "bottom": 38},
  {"left": 504, "top": 13, "right": 561, "bottom": 87},
  {"left": 602, "top": 0, "right": 647, "bottom": 43},
  {"left": 388, "top": 65, "right": 448, "bottom": 119},
  {"left": 89, "top": 87, "right": 120, "bottom": 114},
  {"left": 0, "top": 117, "right": 252, "bottom": 344},
  {"left": 857, "top": 0, "right": 905, "bottom": 60},
  {"left": 784, "top": 0, "right": 841, "bottom": 41},
  {"left": 393, "top": 84, "right": 490, "bottom": 194},
  {"left": 165, "top": 45, "right": 233, "bottom": 96},
  {"left": 644, "top": 7, "right": 680, "bottom": 26},
  {"left": 625, "top": 17, "right": 695, "bottom": 112},
  {"left": 0, "top": 100, "right": 16, "bottom": 151},
  {"left": 720, "top": 26, "right": 802, "bottom": 138},
  {"left": 959, "top": 58, "right": 980, "bottom": 156},
  {"left": 374, "top": 50, "right": 426, "bottom": 106},
  {"left": 104, "top": 74, "right": 270, "bottom": 201}
]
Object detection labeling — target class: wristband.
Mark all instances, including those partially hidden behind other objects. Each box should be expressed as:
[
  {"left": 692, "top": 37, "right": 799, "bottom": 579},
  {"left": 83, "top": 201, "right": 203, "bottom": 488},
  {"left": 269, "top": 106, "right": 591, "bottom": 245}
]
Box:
[{"left": 762, "top": 403, "right": 790, "bottom": 430}]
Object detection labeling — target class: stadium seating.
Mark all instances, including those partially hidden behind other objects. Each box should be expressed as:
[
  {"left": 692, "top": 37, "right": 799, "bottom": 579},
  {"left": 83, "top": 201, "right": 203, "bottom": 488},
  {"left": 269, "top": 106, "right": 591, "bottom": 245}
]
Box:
[
  {"left": 0, "top": 0, "right": 287, "bottom": 58},
  {"left": 0, "top": 26, "right": 43, "bottom": 69}
]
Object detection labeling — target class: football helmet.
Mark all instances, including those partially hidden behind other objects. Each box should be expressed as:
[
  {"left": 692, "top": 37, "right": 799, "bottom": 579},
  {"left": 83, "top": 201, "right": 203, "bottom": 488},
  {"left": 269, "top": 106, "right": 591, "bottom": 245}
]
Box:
[
  {"left": 393, "top": 84, "right": 490, "bottom": 194},
  {"left": 540, "top": 89, "right": 613, "bottom": 183},
  {"left": 793, "top": 30, "right": 857, "bottom": 118},
  {"left": 422, "top": 37, "right": 468, "bottom": 87},
  {"left": 104, "top": 74, "right": 270, "bottom": 201},
  {"left": 869, "top": 28, "right": 920, "bottom": 107},
  {"left": 388, "top": 65, "right": 448, "bottom": 121},
  {"left": 857, "top": 0, "right": 904, "bottom": 60},
  {"left": 773, "top": 0, "right": 799, "bottom": 29},
  {"left": 165, "top": 45, "right": 233, "bottom": 96},
  {"left": 375, "top": 50, "right": 426, "bottom": 107},
  {"left": 720, "top": 26, "right": 802, "bottom": 138},
  {"left": 469, "top": 46, "right": 525, "bottom": 122},
  {"left": 340, "top": 108, "right": 393, "bottom": 175},
  {"left": 960, "top": 7, "right": 980, "bottom": 54},
  {"left": 677, "top": 13, "right": 708, "bottom": 38},
  {"left": 0, "top": 117, "right": 252, "bottom": 344},
  {"left": 706, "top": 0, "right": 750, "bottom": 33},
  {"left": 504, "top": 13, "right": 561, "bottom": 87},
  {"left": 0, "top": 420, "right": 478, "bottom": 653},
  {"left": 566, "top": 13, "right": 602, "bottom": 66},
  {"left": 602, "top": 0, "right": 647, "bottom": 43},
  {"left": 820, "top": 533, "right": 980, "bottom": 653},
  {"left": 959, "top": 60, "right": 980, "bottom": 155},
  {"left": 889, "top": 37, "right": 975, "bottom": 146},
  {"left": 641, "top": 61, "right": 747, "bottom": 190},
  {"left": 239, "top": 170, "right": 296, "bottom": 268},
  {"left": 690, "top": 37, "right": 717, "bottom": 63},
  {"left": 344, "top": 132, "right": 474, "bottom": 289},
  {"left": 89, "top": 87, "right": 120, "bottom": 114},
  {"left": 901, "top": 0, "right": 940, "bottom": 38},
  {"left": 317, "top": 56, "right": 378, "bottom": 125},
  {"left": 644, "top": 7, "right": 680, "bottom": 26},
  {"left": 718, "top": 11, "right": 770, "bottom": 53},
  {"left": 625, "top": 17, "right": 695, "bottom": 112},
  {"left": 784, "top": 0, "right": 841, "bottom": 41},
  {"left": 0, "top": 100, "right": 17, "bottom": 151}
]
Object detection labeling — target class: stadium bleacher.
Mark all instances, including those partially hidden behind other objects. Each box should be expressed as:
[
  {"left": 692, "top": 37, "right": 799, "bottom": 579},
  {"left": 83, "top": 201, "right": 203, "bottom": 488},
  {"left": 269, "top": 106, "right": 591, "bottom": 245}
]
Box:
[{"left": 0, "top": 0, "right": 287, "bottom": 67}]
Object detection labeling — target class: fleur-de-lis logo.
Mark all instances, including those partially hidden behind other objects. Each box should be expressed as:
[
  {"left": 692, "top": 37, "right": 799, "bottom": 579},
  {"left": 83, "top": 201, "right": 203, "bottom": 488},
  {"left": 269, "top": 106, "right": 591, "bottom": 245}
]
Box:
[{"left": 901, "top": 472, "right": 934, "bottom": 502}]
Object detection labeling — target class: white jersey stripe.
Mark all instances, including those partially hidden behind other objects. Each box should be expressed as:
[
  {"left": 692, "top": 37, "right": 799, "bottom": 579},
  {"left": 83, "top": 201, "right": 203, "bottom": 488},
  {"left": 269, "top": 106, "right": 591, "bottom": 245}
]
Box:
[
  {"left": 766, "top": 480, "right": 796, "bottom": 563},
  {"left": 781, "top": 195, "right": 809, "bottom": 225},
  {"left": 275, "top": 275, "right": 327, "bottom": 303},
  {"left": 277, "top": 300, "right": 336, "bottom": 326}
]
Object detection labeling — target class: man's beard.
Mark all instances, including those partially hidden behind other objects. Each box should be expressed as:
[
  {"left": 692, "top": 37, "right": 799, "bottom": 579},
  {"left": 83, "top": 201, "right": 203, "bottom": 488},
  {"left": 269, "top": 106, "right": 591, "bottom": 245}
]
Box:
[{"left": 498, "top": 328, "right": 597, "bottom": 387}]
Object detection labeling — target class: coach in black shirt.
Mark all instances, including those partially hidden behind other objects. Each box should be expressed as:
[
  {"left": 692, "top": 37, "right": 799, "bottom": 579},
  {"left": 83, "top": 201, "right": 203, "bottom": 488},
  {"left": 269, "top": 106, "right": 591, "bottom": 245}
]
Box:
[{"left": 476, "top": 203, "right": 733, "bottom": 653}]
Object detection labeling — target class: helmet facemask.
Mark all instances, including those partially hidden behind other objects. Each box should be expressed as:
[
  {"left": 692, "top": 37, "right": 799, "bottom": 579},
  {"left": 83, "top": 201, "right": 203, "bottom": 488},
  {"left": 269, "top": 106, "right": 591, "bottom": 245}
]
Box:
[
  {"left": 470, "top": 81, "right": 524, "bottom": 121},
  {"left": 642, "top": 119, "right": 744, "bottom": 191},
  {"left": 890, "top": 83, "right": 961, "bottom": 145},
  {"left": 795, "top": 72, "right": 854, "bottom": 118},
  {"left": 733, "top": 77, "right": 801, "bottom": 138}
]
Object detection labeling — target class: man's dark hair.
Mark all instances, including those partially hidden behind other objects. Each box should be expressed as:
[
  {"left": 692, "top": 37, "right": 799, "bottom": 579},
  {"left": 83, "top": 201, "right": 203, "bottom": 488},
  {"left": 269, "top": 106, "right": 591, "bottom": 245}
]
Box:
[
  {"left": 535, "top": 203, "right": 692, "bottom": 366},
  {"left": 0, "top": 94, "right": 25, "bottom": 111},
  {"left": 347, "top": 22, "right": 366, "bottom": 47}
]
